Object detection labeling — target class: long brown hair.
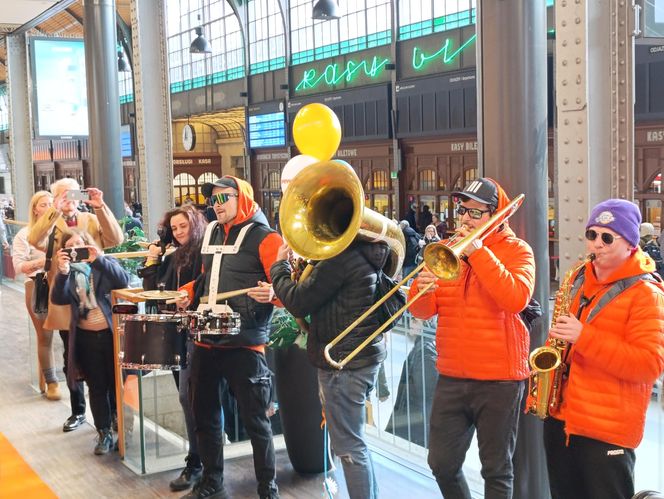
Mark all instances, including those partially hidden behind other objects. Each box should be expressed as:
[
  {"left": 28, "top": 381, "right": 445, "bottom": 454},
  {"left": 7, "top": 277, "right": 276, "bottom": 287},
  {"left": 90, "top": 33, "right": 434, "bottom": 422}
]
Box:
[{"left": 158, "top": 205, "right": 207, "bottom": 271}]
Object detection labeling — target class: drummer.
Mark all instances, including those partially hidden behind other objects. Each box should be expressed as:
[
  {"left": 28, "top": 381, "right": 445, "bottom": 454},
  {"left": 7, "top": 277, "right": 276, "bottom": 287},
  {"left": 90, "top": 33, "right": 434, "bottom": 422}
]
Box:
[
  {"left": 139, "top": 205, "right": 207, "bottom": 493},
  {"left": 178, "top": 176, "right": 282, "bottom": 499}
]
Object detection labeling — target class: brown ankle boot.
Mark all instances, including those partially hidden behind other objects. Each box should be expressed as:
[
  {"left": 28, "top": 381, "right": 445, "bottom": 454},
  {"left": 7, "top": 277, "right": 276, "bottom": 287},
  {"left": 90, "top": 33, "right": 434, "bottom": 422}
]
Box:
[{"left": 46, "top": 382, "right": 62, "bottom": 401}]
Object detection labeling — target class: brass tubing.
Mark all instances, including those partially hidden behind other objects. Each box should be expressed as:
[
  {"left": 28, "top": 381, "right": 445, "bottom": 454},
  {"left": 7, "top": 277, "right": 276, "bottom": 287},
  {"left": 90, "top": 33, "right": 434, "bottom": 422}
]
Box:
[{"left": 324, "top": 194, "right": 525, "bottom": 369}]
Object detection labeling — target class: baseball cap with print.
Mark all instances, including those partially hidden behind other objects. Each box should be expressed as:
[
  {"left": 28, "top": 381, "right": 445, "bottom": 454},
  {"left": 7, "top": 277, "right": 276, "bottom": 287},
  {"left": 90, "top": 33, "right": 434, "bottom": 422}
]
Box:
[{"left": 451, "top": 178, "right": 499, "bottom": 209}]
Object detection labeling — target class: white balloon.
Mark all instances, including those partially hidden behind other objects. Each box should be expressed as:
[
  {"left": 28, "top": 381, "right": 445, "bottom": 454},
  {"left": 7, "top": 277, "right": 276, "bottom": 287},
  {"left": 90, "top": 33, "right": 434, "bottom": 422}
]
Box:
[{"left": 281, "top": 155, "right": 318, "bottom": 193}]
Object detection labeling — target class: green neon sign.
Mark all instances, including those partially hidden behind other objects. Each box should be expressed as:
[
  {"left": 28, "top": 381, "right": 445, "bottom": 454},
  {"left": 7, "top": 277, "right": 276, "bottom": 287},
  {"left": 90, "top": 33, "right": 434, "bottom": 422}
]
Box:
[
  {"left": 412, "top": 34, "right": 477, "bottom": 71},
  {"left": 295, "top": 56, "right": 390, "bottom": 92}
]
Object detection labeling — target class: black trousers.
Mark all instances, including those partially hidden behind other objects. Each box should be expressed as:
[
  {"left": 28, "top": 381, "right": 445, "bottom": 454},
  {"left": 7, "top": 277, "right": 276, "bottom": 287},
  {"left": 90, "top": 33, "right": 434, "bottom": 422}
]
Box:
[
  {"left": 190, "top": 346, "right": 277, "bottom": 496},
  {"left": 427, "top": 376, "right": 525, "bottom": 499},
  {"left": 75, "top": 328, "right": 116, "bottom": 431},
  {"left": 59, "top": 330, "right": 86, "bottom": 416},
  {"left": 544, "top": 417, "right": 636, "bottom": 499}
]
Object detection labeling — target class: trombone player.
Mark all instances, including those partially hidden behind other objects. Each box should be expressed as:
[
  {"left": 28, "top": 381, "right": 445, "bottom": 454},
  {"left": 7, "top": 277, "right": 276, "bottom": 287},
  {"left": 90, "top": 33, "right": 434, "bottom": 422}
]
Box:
[{"left": 410, "top": 178, "right": 535, "bottom": 499}]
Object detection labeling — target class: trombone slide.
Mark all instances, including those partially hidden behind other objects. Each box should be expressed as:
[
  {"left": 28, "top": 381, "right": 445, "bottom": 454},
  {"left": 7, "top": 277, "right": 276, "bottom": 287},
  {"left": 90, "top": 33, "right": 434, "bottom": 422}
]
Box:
[{"left": 323, "top": 193, "right": 526, "bottom": 369}]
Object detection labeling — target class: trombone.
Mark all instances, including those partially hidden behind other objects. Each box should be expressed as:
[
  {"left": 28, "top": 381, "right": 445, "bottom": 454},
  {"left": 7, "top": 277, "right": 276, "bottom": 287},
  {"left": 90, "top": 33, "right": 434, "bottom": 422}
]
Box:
[{"left": 324, "top": 194, "right": 525, "bottom": 370}]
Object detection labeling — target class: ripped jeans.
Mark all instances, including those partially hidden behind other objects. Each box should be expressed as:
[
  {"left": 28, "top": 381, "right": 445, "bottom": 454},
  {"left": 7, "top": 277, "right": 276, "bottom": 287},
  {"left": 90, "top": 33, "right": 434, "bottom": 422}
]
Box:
[{"left": 318, "top": 363, "right": 380, "bottom": 499}]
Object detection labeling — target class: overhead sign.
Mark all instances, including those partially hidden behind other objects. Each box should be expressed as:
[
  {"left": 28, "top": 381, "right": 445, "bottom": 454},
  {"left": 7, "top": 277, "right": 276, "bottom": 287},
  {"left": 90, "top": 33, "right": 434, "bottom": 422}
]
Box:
[{"left": 295, "top": 56, "right": 390, "bottom": 93}]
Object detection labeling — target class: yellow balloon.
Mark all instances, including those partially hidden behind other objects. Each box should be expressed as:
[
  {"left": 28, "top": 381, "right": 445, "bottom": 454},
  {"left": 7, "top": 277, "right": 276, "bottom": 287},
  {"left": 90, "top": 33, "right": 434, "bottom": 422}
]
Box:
[{"left": 292, "top": 103, "right": 342, "bottom": 161}]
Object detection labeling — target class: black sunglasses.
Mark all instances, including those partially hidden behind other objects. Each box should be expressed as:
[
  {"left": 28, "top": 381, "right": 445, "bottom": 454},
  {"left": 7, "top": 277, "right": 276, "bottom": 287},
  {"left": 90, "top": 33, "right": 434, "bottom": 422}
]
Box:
[
  {"left": 457, "top": 205, "right": 491, "bottom": 220},
  {"left": 585, "top": 229, "right": 622, "bottom": 245}
]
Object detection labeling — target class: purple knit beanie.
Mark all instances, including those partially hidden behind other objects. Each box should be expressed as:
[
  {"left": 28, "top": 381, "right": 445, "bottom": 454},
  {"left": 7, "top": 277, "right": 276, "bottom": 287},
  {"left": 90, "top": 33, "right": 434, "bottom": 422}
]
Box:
[{"left": 586, "top": 199, "right": 641, "bottom": 247}]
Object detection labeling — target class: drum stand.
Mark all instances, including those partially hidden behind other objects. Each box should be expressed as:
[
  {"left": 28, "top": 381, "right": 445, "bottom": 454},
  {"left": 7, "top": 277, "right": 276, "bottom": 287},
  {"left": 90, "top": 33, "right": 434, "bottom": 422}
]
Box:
[
  {"left": 111, "top": 288, "right": 190, "bottom": 474},
  {"left": 110, "top": 288, "right": 144, "bottom": 462}
]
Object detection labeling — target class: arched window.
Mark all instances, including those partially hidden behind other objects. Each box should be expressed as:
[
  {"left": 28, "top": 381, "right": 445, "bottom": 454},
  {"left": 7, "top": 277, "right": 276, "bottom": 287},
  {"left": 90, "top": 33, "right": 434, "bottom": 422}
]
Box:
[
  {"left": 418, "top": 169, "right": 436, "bottom": 191},
  {"left": 648, "top": 173, "right": 662, "bottom": 194},
  {"left": 198, "top": 172, "right": 219, "bottom": 185},
  {"left": 452, "top": 167, "right": 476, "bottom": 191},
  {"left": 372, "top": 169, "right": 390, "bottom": 190},
  {"left": 166, "top": 0, "right": 245, "bottom": 93},
  {"left": 267, "top": 170, "right": 280, "bottom": 190},
  {"left": 173, "top": 173, "right": 197, "bottom": 205},
  {"left": 290, "top": 0, "right": 391, "bottom": 66},
  {"left": 398, "top": 0, "right": 476, "bottom": 40},
  {"left": 249, "top": 0, "right": 286, "bottom": 74}
]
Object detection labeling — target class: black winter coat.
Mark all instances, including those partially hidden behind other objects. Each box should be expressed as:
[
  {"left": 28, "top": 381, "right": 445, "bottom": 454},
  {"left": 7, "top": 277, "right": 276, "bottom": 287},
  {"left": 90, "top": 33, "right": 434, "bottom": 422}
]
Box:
[{"left": 270, "top": 240, "right": 389, "bottom": 370}]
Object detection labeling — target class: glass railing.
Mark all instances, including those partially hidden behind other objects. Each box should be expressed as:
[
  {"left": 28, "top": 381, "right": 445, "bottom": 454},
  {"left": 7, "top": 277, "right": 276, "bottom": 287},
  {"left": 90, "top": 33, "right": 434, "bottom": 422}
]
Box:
[{"left": 367, "top": 310, "right": 664, "bottom": 496}]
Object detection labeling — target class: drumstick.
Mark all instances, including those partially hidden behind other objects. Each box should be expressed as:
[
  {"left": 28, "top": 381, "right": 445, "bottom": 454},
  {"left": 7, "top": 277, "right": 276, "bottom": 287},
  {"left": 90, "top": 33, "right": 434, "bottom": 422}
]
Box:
[
  {"left": 110, "top": 247, "right": 176, "bottom": 259},
  {"left": 200, "top": 286, "right": 257, "bottom": 304}
]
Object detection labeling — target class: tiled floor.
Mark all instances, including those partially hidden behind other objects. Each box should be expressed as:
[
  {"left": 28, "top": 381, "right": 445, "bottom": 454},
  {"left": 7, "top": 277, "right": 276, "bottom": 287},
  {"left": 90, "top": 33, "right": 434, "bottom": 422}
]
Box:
[{"left": 0, "top": 282, "right": 440, "bottom": 498}]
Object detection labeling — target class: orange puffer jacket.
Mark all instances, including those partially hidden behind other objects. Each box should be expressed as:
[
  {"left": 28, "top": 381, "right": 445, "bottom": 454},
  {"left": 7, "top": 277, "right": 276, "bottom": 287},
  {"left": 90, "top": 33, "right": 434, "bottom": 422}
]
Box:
[
  {"left": 408, "top": 226, "right": 535, "bottom": 380},
  {"left": 554, "top": 250, "right": 664, "bottom": 448}
]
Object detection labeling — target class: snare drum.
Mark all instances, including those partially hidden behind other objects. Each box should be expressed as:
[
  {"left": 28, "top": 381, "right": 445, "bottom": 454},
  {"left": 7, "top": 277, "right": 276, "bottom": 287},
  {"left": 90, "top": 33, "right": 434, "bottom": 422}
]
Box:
[
  {"left": 120, "top": 314, "right": 187, "bottom": 370},
  {"left": 188, "top": 311, "right": 241, "bottom": 337}
]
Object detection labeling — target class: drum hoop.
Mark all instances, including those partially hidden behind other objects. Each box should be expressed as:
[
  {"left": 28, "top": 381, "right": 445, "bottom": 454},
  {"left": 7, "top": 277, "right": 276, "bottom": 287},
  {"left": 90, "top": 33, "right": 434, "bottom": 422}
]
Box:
[
  {"left": 120, "top": 361, "right": 183, "bottom": 370},
  {"left": 124, "top": 314, "right": 185, "bottom": 323}
]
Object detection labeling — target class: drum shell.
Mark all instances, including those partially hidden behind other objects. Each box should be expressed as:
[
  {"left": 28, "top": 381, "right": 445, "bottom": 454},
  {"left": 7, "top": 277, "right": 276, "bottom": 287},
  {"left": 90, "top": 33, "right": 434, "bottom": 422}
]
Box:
[
  {"left": 121, "top": 315, "right": 187, "bottom": 370},
  {"left": 188, "top": 311, "right": 241, "bottom": 336}
]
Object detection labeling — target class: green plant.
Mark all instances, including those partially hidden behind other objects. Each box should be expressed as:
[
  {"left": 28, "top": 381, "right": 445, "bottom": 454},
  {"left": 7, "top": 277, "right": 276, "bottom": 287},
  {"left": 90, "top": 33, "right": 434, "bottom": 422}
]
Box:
[
  {"left": 105, "top": 217, "right": 148, "bottom": 281},
  {"left": 269, "top": 308, "right": 308, "bottom": 350}
]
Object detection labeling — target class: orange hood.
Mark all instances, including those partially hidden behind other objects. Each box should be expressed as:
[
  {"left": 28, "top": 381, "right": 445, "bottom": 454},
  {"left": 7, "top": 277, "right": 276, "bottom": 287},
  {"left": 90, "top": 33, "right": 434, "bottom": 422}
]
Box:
[{"left": 223, "top": 175, "right": 259, "bottom": 230}]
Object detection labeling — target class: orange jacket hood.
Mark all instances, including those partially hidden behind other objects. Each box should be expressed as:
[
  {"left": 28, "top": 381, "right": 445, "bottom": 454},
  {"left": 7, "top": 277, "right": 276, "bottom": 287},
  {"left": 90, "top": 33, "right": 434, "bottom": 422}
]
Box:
[{"left": 223, "top": 175, "right": 259, "bottom": 229}]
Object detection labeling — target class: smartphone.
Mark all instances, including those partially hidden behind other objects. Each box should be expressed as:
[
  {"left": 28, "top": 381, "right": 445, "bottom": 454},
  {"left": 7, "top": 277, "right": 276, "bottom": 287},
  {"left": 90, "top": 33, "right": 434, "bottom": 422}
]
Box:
[
  {"left": 66, "top": 190, "right": 90, "bottom": 201},
  {"left": 63, "top": 247, "right": 91, "bottom": 262}
]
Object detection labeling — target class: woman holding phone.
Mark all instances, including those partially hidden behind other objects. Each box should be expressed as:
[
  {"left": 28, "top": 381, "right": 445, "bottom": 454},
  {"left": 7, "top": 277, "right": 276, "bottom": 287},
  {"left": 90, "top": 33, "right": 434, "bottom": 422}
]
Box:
[
  {"left": 51, "top": 229, "right": 130, "bottom": 455},
  {"left": 12, "top": 191, "right": 60, "bottom": 400}
]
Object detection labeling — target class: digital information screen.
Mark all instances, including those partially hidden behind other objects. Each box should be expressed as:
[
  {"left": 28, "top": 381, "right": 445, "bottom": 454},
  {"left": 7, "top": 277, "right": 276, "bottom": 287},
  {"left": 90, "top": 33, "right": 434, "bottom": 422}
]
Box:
[
  {"left": 31, "top": 38, "right": 89, "bottom": 138},
  {"left": 248, "top": 112, "right": 286, "bottom": 149},
  {"left": 120, "top": 125, "right": 132, "bottom": 158}
]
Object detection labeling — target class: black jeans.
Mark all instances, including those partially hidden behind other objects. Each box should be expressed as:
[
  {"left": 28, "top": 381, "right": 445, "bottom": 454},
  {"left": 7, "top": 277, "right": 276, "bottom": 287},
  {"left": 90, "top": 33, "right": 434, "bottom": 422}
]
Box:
[
  {"left": 190, "top": 346, "right": 277, "bottom": 496},
  {"left": 75, "top": 328, "right": 115, "bottom": 431},
  {"left": 59, "top": 330, "right": 86, "bottom": 416},
  {"left": 544, "top": 417, "right": 636, "bottom": 499},
  {"left": 427, "top": 376, "right": 525, "bottom": 499}
]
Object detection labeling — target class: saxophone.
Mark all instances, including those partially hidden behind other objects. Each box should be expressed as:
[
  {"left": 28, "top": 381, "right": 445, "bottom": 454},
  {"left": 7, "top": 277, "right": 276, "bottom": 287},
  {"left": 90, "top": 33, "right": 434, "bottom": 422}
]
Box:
[{"left": 526, "top": 258, "right": 587, "bottom": 419}]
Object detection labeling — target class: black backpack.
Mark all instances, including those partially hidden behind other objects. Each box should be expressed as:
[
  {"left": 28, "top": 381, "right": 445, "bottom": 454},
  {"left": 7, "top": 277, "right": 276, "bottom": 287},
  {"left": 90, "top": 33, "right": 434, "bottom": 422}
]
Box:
[
  {"left": 643, "top": 241, "right": 664, "bottom": 276},
  {"left": 374, "top": 269, "right": 407, "bottom": 330}
]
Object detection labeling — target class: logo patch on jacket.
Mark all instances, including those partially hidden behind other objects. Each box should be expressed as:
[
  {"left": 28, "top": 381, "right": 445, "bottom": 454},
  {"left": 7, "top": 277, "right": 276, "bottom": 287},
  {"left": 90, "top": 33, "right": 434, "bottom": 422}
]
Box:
[{"left": 606, "top": 449, "right": 625, "bottom": 456}]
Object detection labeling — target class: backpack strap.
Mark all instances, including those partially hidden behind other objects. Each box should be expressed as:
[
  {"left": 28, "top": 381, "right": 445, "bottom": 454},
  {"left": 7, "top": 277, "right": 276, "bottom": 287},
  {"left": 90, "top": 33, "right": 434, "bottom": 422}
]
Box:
[{"left": 585, "top": 273, "right": 657, "bottom": 323}]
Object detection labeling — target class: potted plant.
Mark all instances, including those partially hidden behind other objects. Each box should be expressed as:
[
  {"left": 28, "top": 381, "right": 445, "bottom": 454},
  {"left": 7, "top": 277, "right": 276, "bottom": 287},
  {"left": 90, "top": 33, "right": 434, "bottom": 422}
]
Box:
[{"left": 270, "top": 308, "right": 331, "bottom": 474}]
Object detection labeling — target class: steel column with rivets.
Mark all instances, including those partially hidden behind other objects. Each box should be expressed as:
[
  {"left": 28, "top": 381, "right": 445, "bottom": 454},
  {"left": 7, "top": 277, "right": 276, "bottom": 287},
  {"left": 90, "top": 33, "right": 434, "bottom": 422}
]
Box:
[
  {"left": 129, "top": 0, "right": 174, "bottom": 238},
  {"left": 476, "top": 1, "right": 549, "bottom": 498},
  {"left": 610, "top": 0, "right": 635, "bottom": 200},
  {"left": 556, "top": 0, "right": 635, "bottom": 276},
  {"left": 5, "top": 33, "right": 33, "bottom": 222}
]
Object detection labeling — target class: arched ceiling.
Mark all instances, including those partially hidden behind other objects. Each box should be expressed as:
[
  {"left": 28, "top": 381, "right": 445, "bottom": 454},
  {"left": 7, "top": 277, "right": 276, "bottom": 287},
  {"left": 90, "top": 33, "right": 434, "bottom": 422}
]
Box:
[
  {"left": 0, "top": 0, "right": 131, "bottom": 84},
  {"left": 173, "top": 108, "right": 247, "bottom": 140}
]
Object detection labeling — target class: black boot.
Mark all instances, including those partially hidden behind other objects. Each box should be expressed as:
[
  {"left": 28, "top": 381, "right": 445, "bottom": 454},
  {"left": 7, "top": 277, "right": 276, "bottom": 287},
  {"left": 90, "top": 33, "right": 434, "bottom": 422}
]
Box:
[
  {"left": 170, "top": 454, "right": 203, "bottom": 492},
  {"left": 94, "top": 428, "right": 113, "bottom": 455}
]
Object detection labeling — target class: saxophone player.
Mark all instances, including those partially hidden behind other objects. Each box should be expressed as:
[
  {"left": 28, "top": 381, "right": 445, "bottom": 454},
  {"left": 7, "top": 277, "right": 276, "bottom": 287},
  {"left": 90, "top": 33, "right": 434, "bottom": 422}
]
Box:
[
  {"left": 544, "top": 199, "right": 664, "bottom": 499},
  {"left": 410, "top": 178, "right": 535, "bottom": 499}
]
